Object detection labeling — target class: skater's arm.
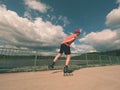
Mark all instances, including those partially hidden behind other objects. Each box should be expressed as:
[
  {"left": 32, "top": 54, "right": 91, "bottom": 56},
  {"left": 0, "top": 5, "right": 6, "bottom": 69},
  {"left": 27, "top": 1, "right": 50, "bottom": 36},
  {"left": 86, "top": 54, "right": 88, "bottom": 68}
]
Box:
[
  {"left": 62, "top": 37, "right": 75, "bottom": 44},
  {"left": 62, "top": 34, "right": 77, "bottom": 45}
]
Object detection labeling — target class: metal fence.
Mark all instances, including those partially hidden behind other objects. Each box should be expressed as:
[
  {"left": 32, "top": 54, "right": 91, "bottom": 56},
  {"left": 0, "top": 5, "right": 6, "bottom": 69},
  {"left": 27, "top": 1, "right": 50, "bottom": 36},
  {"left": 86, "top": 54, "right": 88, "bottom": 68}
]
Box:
[{"left": 0, "top": 47, "right": 120, "bottom": 73}]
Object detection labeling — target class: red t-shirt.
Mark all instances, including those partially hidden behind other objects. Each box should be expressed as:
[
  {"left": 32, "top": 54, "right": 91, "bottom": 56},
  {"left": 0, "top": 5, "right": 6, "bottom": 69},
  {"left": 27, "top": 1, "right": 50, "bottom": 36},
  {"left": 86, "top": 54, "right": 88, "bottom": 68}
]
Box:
[{"left": 62, "top": 34, "right": 78, "bottom": 46}]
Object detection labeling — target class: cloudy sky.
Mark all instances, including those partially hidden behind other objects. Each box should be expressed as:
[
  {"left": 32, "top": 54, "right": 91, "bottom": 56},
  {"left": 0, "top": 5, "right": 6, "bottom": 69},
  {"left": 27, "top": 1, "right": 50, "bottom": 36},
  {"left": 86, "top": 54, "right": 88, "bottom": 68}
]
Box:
[{"left": 0, "top": 0, "right": 120, "bottom": 55}]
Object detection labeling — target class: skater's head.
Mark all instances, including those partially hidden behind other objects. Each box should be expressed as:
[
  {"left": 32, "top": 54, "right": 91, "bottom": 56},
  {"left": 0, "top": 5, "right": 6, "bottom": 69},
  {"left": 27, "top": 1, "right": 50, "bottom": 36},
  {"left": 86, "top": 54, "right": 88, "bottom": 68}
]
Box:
[{"left": 74, "top": 30, "right": 80, "bottom": 36}]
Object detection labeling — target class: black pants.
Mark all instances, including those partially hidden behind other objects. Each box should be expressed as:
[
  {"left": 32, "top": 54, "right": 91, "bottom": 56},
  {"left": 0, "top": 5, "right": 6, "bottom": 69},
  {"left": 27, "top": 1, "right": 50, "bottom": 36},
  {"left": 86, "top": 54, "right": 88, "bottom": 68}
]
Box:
[{"left": 59, "top": 44, "right": 71, "bottom": 55}]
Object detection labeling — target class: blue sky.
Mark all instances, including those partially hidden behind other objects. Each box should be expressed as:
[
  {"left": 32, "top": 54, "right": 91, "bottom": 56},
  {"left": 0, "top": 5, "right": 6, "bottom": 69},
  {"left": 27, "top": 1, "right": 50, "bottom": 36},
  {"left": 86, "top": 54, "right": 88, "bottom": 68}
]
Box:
[
  {"left": 0, "top": 0, "right": 120, "bottom": 55},
  {"left": 2, "top": 0, "right": 118, "bottom": 33}
]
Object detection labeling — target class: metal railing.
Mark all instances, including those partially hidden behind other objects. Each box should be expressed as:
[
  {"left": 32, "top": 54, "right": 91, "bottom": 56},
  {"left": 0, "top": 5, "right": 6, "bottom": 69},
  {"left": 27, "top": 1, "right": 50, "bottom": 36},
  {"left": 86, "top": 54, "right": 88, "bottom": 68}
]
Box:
[{"left": 0, "top": 47, "right": 120, "bottom": 73}]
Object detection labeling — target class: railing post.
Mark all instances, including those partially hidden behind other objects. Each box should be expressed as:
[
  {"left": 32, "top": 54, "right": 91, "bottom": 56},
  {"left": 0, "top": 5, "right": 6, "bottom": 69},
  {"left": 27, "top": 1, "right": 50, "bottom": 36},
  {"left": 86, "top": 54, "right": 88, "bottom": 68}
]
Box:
[
  {"left": 99, "top": 56, "right": 102, "bottom": 66},
  {"left": 85, "top": 53, "right": 88, "bottom": 67},
  {"left": 116, "top": 56, "right": 120, "bottom": 64},
  {"left": 34, "top": 51, "right": 38, "bottom": 67},
  {"left": 108, "top": 56, "right": 112, "bottom": 65}
]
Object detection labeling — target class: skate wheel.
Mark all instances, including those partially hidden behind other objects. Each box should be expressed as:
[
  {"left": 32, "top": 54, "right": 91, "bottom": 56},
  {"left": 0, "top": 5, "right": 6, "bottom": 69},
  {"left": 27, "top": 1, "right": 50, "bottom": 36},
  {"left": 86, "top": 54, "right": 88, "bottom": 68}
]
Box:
[{"left": 63, "top": 73, "right": 73, "bottom": 76}]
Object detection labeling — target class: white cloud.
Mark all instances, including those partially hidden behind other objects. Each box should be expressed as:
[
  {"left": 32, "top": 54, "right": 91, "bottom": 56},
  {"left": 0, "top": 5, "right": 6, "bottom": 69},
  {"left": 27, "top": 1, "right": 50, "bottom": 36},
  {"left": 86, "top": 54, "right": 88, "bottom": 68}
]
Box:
[
  {"left": 24, "top": 10, "right": 32, "bottom": 20},
  {"left": 23, "top": 0, "right": 70, "bottom": 28},
  {"left": 0, "top": 5, "right": 67, "bottom": 52},
  {"left": 80, "top": 29, "right": 120, "bottom": 52},
  {"left": 83, "top": 0, "right": 120, "bottom": 52},
  {"left": 71, "top": 43, "right": 96, "bottom": 54},
  {"left": 105, "top": 0, "right": 120, "bottom": 28},
  {"left": 105, "top": 6, "right": 120, "bottom": 28},
  {"left": 46, "top": 15, "right": 70, "bottom": 27},
  {"left": 24, "top": 0, "right": 50, "bottom": 13},
  {"left": 58, "top": 16, "right": 70, "bottom": 27},
  {"left": 117, "top": 0, "right": 120, "bottom": 4}
]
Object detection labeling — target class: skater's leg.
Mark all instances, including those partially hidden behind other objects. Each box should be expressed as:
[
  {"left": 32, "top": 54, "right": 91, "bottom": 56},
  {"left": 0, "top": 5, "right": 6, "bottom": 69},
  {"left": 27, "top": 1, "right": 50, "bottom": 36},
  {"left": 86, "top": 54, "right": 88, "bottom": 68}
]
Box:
[
  {"left": 48, "top": 53, "right": 62, "bottom": 69},
  {"left": 65, "top": 54, "right": 71, "bottom": 66},
  {"left": 63, "top": 54, "right": 70, "bottom": 72},
  {"left": 53, "top": 53, "right": 62, "bottom": 62},
  {"left": 63, "top": 54, "right": 73, "bottom": 74}
]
